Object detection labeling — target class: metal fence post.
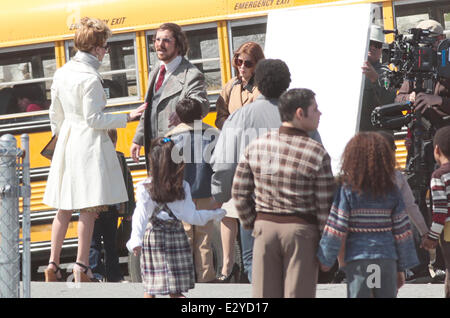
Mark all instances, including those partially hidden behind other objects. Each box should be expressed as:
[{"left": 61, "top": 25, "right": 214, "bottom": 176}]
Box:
[
  {"left": 20, "top": 134, "right": 31, "bottom": 298},
  {"left": 0, "top": 134, "right": 20, "bottom": 298}
]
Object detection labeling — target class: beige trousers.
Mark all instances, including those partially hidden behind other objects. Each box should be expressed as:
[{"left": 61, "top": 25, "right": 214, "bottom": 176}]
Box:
[
  {"left": 251, "top": 219, "right": 319, "bottom": 298},
  {"left": 182, "top": 197, "right": 217, "bottom": 283}
]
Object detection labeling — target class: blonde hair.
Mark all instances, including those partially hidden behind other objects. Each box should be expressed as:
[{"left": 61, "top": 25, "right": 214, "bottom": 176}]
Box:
[{"left": 74, "top": 17, "right": 112, "bottom": 52}]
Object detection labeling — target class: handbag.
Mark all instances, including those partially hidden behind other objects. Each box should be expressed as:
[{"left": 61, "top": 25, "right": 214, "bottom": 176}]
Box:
[{"left": 40, "top": 135, "right": 58, "bottom": 160}]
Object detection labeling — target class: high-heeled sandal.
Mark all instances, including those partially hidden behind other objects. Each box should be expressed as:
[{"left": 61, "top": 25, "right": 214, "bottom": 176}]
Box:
[
  {"left": 44, "top": 261, "right": 65, "bottom": 282},
  {"left": 73, "top": 262, "right": 100, "bottom": 283},
  {"left": 216, "top": 263, "right": 240, "bottom": 283}
]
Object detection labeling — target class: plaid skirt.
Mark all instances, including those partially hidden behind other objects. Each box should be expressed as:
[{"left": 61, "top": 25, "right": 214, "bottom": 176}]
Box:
[{"left": 140, "top": 216, "right": 195, "bottom": 295}]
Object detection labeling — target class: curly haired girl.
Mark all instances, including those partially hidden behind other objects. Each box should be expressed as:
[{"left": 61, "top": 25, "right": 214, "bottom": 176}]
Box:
[{"left": 317, "top": 132, "right": 419, "bottom": 298}]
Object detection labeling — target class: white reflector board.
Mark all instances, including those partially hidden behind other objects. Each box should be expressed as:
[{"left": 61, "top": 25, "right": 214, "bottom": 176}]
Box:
[{"left": 265, "top": 3, "right": 374, "bottom": 174}]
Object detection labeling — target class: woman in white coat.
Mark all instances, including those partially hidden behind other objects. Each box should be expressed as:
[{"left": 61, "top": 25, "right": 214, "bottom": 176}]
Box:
[{"left": 43, "top": 17, "right": 146, "bottom": 282}]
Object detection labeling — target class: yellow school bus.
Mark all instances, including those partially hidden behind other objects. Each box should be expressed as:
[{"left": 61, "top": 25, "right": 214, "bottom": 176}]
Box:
[{"left": 1, "top": 0, "right": 449, "bottom": 279}]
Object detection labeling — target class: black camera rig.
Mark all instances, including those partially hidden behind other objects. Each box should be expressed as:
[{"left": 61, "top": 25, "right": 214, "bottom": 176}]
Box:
[
  {"left": 383, "top": 28, "right": 450, "bottom": 86},
  {"left": 370, "top": 27, "right": 450, "bottom": 226},
  {"left": 371, "top": 27, "right": 450, "bottom": 127}
]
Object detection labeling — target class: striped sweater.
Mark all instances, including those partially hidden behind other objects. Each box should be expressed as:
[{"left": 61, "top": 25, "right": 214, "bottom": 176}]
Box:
[
  {"left": 428, "top": 162, "right": 450, "bottom": 241},
  {"left": 317, "top": 184, "right": 419, "bottom": 271}
]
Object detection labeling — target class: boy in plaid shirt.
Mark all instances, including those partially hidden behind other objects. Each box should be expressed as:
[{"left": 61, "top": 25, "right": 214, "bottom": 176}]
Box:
[{"left": 232, "top": 88, "right": 335, "bottom": 297}]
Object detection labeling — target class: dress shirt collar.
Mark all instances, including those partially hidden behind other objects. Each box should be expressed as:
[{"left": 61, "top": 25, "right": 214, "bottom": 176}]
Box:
[
  {"left": 160, "top": 55, "right": 182, "bottom": 75},
  {"left": 237, "top": 75, "right": 255, "bottom": 92}
]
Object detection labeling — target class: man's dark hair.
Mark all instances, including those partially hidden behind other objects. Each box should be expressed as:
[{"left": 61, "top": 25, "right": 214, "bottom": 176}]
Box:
[
  {"left": 254, "top": 59, "right": 291, "bottom": 99},
  {"left": 278, "top": 88, "right": 315, "bottom": 122},
  {"left": 158, "top": 23, "right": 189, "bottom": 56},
  {"left": 434, "top": 126, "right": 450, "bottom": 158},
  {"left": 176, "top": 97, "right": 203, "bottom": 124}
]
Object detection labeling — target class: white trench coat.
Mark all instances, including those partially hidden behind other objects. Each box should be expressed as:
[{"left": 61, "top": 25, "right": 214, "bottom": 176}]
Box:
[{"left": 43, "top": 51, "right": 128, "bottom": 210}]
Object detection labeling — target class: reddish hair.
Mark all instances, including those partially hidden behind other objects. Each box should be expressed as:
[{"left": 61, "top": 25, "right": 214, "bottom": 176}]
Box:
[
  {"left": 339, "top": 132, "right": 396, "bottom": 197},
  {"left": 232, "top": 42, "right": 265, "bottom": 80}
]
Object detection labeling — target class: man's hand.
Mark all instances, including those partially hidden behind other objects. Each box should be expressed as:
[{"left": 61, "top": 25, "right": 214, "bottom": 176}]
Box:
[
  {"left": 169, "top": 111, "right": 181, "bottom": 128},
  {"left": 210, "top": 199, "right": 223, "bottom": 210},
  {"left": 130, "top": 142, "right": 142, "bottom": 163},
  {"left": 414, "top": 93, "right": 443, "bottom": 113},
  {"left": 133, "top": 246, "right": 142, "bottom": 257},
  {"left": 319, "top": 262, "right": 331, "bottom": 272},
  {"left": 362, "top": 61, "right": 379, "bottom": 83},
  {"left": 421, "top": 236, "right": 438, "bottom": 250}
]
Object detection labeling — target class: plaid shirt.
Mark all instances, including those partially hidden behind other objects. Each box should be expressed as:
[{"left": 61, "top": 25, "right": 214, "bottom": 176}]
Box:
[{"left": 232, "top": 126, "right": 335, "bottom": 232}]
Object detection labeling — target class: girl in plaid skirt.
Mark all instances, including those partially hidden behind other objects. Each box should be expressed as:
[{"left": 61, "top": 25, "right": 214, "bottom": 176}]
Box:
[{"left": 127, "top": 137, "right": 225, "bottom": 298}]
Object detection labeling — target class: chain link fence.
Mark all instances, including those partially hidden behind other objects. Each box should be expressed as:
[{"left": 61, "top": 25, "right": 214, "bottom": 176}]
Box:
[{"left": 0, "top": 134, "right": 31, "bottom": 298}]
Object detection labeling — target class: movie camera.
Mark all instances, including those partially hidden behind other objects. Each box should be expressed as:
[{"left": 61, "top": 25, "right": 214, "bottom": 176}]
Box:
[
  {"left": 370, "top": 27, "right": 450, "bottom": 228},
  {"left": 370, "top": 28, "right": 450, "bottom": 131}
]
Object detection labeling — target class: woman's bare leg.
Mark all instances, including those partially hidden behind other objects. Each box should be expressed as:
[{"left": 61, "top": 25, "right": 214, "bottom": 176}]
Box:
[
  {"left": 74, "top": 211, "right": 98, "bottom": 276},
  {"left": 47, "top": 209, "right": 73, "bottom": 277}
]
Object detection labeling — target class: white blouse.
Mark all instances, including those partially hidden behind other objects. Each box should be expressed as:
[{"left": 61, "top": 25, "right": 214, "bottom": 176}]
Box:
[{"left": 126, "top": 179, "right": 226, "bottom": 252}]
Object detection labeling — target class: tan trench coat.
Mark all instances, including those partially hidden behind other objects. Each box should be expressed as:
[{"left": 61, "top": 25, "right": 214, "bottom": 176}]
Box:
[{"left": 214, "top": 76, "right": 260, "bottom": 130}]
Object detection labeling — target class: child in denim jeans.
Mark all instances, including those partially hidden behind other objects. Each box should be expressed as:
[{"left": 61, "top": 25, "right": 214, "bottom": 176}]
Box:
[{"left": 317, "top": 132, "right": 419, "bottom": 298}]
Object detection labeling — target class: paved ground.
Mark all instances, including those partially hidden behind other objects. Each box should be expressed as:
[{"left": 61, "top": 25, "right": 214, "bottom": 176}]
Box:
[{"left": 22, "top": 282, "right": 446, "bottom": 298}]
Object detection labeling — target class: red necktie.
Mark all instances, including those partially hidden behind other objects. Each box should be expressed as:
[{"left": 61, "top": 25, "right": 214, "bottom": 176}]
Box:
[{"left": 155, "top": 65, "right": 166, "bottom": 92}]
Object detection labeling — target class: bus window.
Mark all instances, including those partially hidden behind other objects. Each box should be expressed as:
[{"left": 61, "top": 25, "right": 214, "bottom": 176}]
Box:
[
  {"left": 13, "top": 83, "right": 47, "bottom": 113},
  {"left": 67, "top": 33, "right": 140, "bottom": 102},
  {"left": 229, "top": 18, "right": 267, "bottom": 78},
  {"left": 396, "top": 13, "right": 429, "bottom": 34},
  {"left": 230, "top": 18, "right": 267, "bottom": 51},
  {"left": 394, "top": 0, "right": 450, "bottom": 35},
  {"left": 0, "top": 44, "right": 55, "bottom": 115},
  {"left": 186, "top": 26, "right": 221, "bottom": 93},
  {"left": 441, "top": 7, "right": 450, "bottom": 36},
  {"left": 146, "top": 23, "right": 221, "bottom": 94},
  {"left": 446, "top": 12, "right": 450, "bottom": 31}
]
